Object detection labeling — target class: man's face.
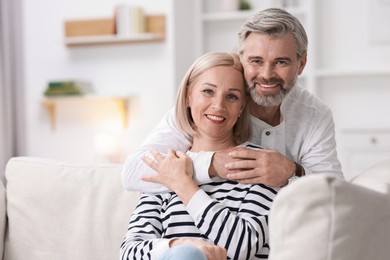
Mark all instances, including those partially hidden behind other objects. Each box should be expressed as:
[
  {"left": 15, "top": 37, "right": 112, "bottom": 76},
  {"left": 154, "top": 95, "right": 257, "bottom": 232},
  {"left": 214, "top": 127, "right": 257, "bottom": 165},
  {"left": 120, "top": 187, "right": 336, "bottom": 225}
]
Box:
[{"left": 241, "top": 32, "right": 306, "bottom": 107}]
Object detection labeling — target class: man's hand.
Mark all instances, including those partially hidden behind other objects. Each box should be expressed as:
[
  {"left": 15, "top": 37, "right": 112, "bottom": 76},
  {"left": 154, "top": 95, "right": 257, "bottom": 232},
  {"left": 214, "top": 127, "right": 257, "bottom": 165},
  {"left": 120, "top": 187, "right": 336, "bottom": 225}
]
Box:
[
  {"left": 211, "top": 147, "right": 296, "bottom": 187},
  {"left": 170, "top": 238, "right": 227, "bottom": 260}
]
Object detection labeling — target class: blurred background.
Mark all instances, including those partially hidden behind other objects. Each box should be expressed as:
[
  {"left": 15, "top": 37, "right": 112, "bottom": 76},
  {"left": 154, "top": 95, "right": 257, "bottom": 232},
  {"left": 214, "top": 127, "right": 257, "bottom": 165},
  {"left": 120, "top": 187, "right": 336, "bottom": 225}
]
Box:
[{"left": 1, "top": 0, "right": 390, "bottom": 182}]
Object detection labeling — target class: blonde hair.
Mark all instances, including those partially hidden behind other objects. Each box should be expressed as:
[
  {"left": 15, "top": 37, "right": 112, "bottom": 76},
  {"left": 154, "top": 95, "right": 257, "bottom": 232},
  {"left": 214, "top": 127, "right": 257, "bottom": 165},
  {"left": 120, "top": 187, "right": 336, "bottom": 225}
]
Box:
[{"left": 175, "top": 52, "right": 251, "bottom": 145}]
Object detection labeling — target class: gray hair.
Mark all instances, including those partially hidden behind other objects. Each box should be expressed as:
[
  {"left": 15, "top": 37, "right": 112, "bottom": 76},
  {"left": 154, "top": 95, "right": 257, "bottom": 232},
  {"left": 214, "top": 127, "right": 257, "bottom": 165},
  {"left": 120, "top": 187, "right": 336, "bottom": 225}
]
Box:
[{"left": 238, "top": 8, "right": 308, "bottom": 58}]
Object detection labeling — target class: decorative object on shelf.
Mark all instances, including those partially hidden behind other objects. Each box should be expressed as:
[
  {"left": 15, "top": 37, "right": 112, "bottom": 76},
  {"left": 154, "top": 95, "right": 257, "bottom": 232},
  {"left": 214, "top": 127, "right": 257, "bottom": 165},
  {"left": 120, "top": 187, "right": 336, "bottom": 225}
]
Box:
[
  {"left": 115, "top": 5, "right": 145, "bottom": 36},
  {"left": 278, "top": 0, "right": 299, "bottom": 8},
  {"left": 219, "top": 0, "right": 240, "bottom": 12},
  {"left": 44, "top": 80, "right": 93, "bottom": 97},
  {"left": 239, "top": 0, "right": 252, "bottom": 10}
]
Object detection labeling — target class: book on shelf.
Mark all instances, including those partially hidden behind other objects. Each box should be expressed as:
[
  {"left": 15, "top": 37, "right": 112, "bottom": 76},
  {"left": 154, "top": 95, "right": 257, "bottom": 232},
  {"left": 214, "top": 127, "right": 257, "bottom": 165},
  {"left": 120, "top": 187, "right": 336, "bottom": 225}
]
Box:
[
  {"left": 44, "top": 80, "right": 93, "bottom": 97},
  {"left": 115, "top": 5, "right": 145, "bottom": 36}
]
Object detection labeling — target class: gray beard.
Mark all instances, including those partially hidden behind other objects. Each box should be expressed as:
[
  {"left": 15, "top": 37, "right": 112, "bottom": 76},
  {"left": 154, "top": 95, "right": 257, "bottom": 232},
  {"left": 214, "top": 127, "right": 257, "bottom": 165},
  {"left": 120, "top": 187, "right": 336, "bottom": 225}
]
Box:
[{"left": 248, "top": 78, "right": 297, "bottom": 107}]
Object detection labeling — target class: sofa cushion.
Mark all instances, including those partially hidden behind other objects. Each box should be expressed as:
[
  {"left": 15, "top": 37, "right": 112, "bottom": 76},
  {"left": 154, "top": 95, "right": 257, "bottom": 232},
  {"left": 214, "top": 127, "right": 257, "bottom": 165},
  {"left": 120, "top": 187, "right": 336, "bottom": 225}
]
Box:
[
  {"left": 268, "top": 173, "right": 390, "bottom": 260},
  {"left": 4, "top": 157, "right": 139, "bottom": 260}
]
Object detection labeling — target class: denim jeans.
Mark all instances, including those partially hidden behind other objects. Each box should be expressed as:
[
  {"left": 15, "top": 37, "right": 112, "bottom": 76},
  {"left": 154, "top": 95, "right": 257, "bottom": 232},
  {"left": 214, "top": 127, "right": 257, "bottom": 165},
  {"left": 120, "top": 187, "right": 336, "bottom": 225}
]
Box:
[{"left": 160, "top": 244, "right": 207, "bottom": 260}]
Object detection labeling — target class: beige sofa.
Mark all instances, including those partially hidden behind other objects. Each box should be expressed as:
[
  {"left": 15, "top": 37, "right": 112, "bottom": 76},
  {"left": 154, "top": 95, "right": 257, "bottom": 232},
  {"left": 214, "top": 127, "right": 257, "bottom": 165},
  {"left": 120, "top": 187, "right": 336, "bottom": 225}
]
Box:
[{"left": 1, "top": 157, "right": 390, "bottom": 260}]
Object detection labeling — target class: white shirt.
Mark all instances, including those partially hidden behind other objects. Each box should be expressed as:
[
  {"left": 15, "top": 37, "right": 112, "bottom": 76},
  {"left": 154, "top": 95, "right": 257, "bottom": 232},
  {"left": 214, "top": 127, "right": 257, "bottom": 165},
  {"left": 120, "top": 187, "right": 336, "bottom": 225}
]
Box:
[{"left": 122, "top": 85, "right": 343, "bottom": 193}]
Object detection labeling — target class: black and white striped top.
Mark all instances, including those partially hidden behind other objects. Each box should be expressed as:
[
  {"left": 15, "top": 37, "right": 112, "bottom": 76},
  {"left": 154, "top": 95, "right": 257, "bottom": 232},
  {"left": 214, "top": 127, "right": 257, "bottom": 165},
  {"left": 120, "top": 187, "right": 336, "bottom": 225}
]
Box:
[{"left": 120, "top": 143, "right": 279, "bottom": 260}]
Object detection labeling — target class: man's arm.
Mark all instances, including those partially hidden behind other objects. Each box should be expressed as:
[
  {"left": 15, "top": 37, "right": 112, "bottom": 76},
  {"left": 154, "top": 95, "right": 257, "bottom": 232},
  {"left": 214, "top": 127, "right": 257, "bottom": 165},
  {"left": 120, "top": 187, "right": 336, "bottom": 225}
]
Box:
[
  {"left": 122, "top": 108, "right": 191, "bottom": 192},
  {"left": 208, "top": 110, "right": 342, "bottom": 187},
  {"left": 121, "top": 108, "right": 214, "bottom": 192},
  {"left": 299, "top": 110, "right": 342, "bottom": 176},
  {"left": 210, "top": 147, "right": 297, "bottom": 187}
]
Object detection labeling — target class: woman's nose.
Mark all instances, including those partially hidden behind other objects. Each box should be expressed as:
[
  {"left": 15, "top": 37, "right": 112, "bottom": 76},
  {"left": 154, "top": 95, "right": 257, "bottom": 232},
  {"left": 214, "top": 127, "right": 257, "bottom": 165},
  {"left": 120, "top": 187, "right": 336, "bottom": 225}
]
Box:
[{"left": 212, "top": 96, "right": 226, "bottom": 110}]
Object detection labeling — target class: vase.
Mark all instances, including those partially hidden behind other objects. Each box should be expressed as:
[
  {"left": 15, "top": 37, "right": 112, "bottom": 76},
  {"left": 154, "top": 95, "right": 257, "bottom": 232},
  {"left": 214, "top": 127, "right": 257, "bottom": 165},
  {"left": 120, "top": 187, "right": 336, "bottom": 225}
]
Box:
[{"left": 220, "top": 0, "right": 240, "bottom": 12}]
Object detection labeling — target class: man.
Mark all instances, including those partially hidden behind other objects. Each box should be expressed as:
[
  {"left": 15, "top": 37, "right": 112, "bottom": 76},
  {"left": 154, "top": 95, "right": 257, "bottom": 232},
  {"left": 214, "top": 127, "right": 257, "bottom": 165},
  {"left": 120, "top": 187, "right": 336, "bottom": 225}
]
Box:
[{"left": 122, "top": 8, "right": 342, "bottom": 193}]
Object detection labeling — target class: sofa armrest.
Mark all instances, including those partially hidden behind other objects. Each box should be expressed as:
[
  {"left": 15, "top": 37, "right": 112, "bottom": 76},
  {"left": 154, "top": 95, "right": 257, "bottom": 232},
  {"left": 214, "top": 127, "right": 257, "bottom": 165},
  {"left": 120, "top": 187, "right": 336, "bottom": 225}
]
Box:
[{"left": 269, "top": 174, "right": 390, "bottom": 260}]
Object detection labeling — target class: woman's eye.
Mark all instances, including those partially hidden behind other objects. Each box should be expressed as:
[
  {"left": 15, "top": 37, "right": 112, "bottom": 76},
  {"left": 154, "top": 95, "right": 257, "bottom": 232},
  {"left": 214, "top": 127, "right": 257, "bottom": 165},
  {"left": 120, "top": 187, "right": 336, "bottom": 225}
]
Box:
[
  {"left": 202, "top": 89, "right": 214, "bottom": 95},
  {"left": 227, "top": 94, "right": 239, "bottom": 100}
]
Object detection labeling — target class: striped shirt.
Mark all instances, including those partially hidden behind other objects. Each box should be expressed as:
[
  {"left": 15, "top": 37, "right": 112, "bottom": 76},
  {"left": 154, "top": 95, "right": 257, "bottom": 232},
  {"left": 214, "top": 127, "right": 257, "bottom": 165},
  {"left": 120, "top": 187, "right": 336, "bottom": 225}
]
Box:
[{"left": 120, "top": 144, "right": 279, "bottom": 260}]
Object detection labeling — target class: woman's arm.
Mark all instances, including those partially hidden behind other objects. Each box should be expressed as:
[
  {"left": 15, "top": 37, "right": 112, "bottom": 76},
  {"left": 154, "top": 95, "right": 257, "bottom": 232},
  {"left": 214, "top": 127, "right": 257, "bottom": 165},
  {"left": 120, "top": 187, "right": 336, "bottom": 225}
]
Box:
[
  {"left": 121, "top": 108, "right": 192, "bottom": 192},
  {"left": 120, "top": 193, "right": 171, "bottom": 259},
  {"left": 142, "top": 148, "right": 278, "bottom": 259},
  {"left": 186, "top": 184, "right": 278, "bottom": 259},
  {"left": 122, "top": 108, "right": 216, "bottom": 193}
]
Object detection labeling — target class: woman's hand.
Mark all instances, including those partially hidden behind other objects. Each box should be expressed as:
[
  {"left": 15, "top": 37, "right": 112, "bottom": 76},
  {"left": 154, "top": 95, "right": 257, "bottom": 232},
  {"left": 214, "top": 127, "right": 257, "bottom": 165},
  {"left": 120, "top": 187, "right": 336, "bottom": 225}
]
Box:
[
  {"left": 170, "top": 238, "right": 227, "bottom": 260},
  {"left": 142, "top": 149, "right": 199, "bottom": 204}
]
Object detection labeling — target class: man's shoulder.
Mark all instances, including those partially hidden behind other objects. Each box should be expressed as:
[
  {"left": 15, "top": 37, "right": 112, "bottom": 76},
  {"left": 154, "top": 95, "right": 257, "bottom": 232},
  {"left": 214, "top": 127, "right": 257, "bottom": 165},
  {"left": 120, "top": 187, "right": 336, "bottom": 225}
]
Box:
[{"left": 284, "top": 85, "right": 332, "bottom": 115}]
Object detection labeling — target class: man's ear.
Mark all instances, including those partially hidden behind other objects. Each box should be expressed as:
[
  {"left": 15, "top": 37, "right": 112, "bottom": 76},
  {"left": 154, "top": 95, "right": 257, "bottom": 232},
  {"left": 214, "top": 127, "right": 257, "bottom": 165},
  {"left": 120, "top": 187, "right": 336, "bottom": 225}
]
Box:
[{"left": 298, "top": 54, "right": 307, "bottom": 75}]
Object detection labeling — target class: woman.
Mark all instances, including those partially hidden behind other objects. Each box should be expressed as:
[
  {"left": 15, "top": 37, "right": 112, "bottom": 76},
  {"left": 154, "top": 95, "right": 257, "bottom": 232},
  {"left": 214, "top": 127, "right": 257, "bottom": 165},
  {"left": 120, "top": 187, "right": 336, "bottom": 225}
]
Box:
[{"left": 120, "top": 52, "right": 278, "bottom": 259}]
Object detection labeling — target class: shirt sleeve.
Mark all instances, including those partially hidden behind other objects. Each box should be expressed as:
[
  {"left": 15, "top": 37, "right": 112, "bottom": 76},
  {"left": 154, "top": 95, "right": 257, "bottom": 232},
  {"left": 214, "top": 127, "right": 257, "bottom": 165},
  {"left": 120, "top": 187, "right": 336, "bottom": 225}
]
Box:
[
  {"left": 302, "top": 109, "right": 343, "bottom": 177},
  {"left": 121, "top": 108, "right": 193, "bottom": 193},
  {"left": 186, "top": 185, "right": 277, "bottom": 259},
  {"left": 186, "top": 151, "right": 214, "bottom": 184},
  {"left": 121, "top": 108, "right": 216, "bottom": 193},
  {"left": 120, "top": 193, "right": 172, "bottom": 259}
]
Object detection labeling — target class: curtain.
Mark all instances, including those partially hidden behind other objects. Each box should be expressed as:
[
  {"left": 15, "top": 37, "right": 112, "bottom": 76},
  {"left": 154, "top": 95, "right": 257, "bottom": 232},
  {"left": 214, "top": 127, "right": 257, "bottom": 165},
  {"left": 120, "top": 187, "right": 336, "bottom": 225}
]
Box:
[{"left": 0, "top": 0, "right": 25, "bottom": 184}]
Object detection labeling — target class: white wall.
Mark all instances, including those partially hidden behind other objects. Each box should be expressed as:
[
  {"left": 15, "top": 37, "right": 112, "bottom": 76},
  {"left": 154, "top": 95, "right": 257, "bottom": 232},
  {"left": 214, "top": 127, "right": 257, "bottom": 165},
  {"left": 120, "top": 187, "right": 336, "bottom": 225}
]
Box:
[
  {"left": 315, "top": 0, "right": 390, "bottom": 178},
  {"left": 18, "top": 0, "right": 390, "bottom": 176},
  {"left": 21, "top": 0, "right": 185, "bottom": 163}
]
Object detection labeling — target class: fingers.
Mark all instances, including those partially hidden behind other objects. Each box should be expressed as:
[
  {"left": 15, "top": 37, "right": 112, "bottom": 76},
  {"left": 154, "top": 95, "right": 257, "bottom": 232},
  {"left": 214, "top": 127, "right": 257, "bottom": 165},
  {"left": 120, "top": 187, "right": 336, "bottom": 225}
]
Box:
[
  {"left": 228, "top": 147, "right": 261, "bottom": 159},
  {"left": 227, "top": 169, "right": 262, "bottom": 181},
  {"left": 150, "top": 149, "right": 166, "bottom": 162},
  {"left": 140, "top": 174, "right": 162, "bottom": 183},
  {"left": 202, "top": 245, "right": 227, "bottom": 260},
  {"left": 142, "top": 153, "right": 159, "bottom": 171},
  {"left": 225, "top": 159, "right": 258, "bottom": 171},
  {"left": 175, "top": 150, "right": 187, "bottom": 158}
]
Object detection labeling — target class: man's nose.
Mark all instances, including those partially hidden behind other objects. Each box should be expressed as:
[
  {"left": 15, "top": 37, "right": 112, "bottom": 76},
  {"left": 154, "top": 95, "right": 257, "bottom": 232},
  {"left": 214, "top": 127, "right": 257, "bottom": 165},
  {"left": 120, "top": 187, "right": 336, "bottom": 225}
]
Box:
[{"left": 259, "top": 63, "right": 275, "bottom": 79}]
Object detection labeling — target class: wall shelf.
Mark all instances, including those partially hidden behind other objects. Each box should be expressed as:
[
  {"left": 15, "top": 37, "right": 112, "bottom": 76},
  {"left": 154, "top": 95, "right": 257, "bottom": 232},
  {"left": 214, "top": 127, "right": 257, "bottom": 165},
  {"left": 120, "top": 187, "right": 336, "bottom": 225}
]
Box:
[
  {"left": 42, "top": 96, "right": 129, "bottom": 130},
  {"left": 64, "top": 15, "right": 165, "bottom": 47},
  {"left": 65, "top": 33, "right": 164, "bottom": 47}
]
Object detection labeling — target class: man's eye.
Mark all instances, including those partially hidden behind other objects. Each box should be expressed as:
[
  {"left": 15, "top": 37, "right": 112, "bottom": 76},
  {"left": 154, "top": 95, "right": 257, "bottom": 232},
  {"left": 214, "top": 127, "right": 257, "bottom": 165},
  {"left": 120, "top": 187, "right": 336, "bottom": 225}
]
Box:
[
  {"left": 276, "top": 60, "right": 289, "bottom": 65},
  {"left": 250, "top": 59, "right": 261, "bottom": 65}
]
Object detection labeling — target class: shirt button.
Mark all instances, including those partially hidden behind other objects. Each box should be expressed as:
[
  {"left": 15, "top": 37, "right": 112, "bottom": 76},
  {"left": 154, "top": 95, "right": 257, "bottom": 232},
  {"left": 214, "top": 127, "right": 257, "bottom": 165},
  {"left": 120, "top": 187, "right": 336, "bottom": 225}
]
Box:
[{"left": 265, "top": 131, "right": 271, "bottom": 136}]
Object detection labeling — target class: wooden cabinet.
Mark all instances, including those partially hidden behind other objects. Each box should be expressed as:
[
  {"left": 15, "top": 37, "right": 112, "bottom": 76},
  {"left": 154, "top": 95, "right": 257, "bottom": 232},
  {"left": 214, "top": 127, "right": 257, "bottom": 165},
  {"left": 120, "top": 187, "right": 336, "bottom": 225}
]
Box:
[{"left": 338, "top": 129, "right": 390, "bottom": 180}]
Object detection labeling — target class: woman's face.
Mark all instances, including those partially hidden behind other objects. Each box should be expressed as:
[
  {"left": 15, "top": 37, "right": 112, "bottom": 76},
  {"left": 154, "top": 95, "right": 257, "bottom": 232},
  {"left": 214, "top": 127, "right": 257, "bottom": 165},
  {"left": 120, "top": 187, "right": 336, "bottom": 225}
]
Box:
[{"left": 188, "top": 66, "right": 246, "bottom": 141}]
